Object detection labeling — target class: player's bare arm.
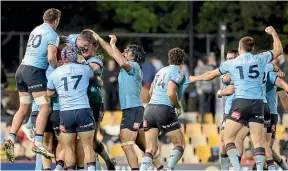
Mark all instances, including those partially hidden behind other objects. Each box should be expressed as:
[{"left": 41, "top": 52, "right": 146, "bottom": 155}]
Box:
[
  {"left": 167, "top": 81, "right": 180, "bottom": 108},
  {"left": 218, "top": 85, "right": 235, "bottom": 98},
  {"left": 48, "top": 45, "right": 58, "bottom": 68},
  {"left": 278, "top": 91, "right": 288, "bottom": 112},
  {"left": 265, "top": 26, "right": 283, "bottom": 59},
  {"left": 275, "top": 77, "right": 288, "bottom": 92},
  {"left": 46, "top": 89, "right": 56, "bottom": 97},
  {"left": 189, "top": 68, "right": 222, "bottom": 83},
  {"left": 149, "top": 85, "right": 154, "bottom": 97},
  {"left": 222, "top": 73, "right": 231, "bottom": 84},
  {"left": 84, "top": 29, "right": 114, "bottom": 57},
  {"left": 108, "top": 35, "right": 132, "bottom": 71}
]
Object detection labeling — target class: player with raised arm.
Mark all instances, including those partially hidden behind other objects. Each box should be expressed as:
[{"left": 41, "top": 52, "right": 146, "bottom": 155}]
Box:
[
  {"left": 220, "top": 63, "right": 281, "bottom": 170},
  {"left": 66, "top": 30, "right": 116, "bottom": 170},
  {"left": 189, "top": 26, "right": 283, "bottom": 170},
  {"left": 139, "top": 48, "right": 189, "bottom": 171},
  {"left": 46, "top": 46, "right": 97, "bottom": 171},
  {"left": 88, "top": 30, "right": 163, "bottom": 170},
  {"left": 4, "top": 8, "right": 61, "bottom": 162}
]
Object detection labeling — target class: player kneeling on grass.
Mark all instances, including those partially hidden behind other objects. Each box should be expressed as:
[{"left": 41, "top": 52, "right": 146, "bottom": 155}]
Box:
[
  {"left": 140, "top": 48, "right": 190, "bottom": 171},
  {"left": 46, "top": 46, "right": 97, "bottom": 170}
]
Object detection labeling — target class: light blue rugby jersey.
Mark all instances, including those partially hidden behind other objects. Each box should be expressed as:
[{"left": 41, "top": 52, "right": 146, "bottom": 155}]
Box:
[
  {"left": 47, "top": 63, "right": 93, "bottom": 111},
  {"left": 262, "top": 64, "right": 274, "bottom": 103},
  {"left": 87, "top": 56, "right": 103, "bottom": 76},
  {"left": 149, "top": 65, "right": 190, "bottom": 107},
  {"left": 66, "top": 34, "right": 79, "bottom": 47},
  {"left": 118, "top": 61, "right": 143, "bottom": 110},
  {"left": 22, "top": 23, "right": 59, "bottom": 69},
  {"left": 266, "top": 71, "right": 278, "bottom": 115},
  {"left": 219, "top": 51, "right": 273, "bottom": 100}
]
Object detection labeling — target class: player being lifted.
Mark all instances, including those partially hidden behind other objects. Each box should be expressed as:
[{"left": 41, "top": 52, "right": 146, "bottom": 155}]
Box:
[
  {"left": 65, "top": 30, "right": 116, "bottom": 170},
  {"left": 4, "top": 8, "right": 61, "bottom": 162},
  {"left": 86, "top": 30, "right": 163, "bottom": 170},
  {"left": 190, "top": 26, "right": 283, "bottom": 170},
  {"left": 140, "top": 48, "right": 190, "bottom": 171},
  {"left": 46, "top": 46, "right": 97, "bottom": 170}
]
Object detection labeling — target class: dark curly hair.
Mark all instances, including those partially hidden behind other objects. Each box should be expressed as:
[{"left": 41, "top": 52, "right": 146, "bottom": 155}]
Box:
[
  {"left": 168, "top": 48, "right": 185, "bottom": 65},
  {"left": 126, "top": 44, "right": 146, "bottom": 63}
]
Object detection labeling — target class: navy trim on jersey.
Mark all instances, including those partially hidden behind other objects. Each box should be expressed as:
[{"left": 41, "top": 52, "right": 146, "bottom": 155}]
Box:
[
  {"left": 90, "top": 62, "right": 103, "bottom": 69},
  {"left": 273, "top": 76, "right": 278, "bottom": 86},
  {"left": 170, "top": 80, "right": 180, "bottom": 88},
  {"left": 268, "top": 50, "right": 274, "bottom": 62},
  {"left": 218, "top": 68, "right": 224, "bottom": 75}
]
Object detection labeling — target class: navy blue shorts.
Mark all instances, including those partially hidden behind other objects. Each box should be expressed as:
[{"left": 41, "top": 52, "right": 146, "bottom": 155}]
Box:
[
  {"left": 264, "top": 103, "right": 271, "bottom": 128},
  {"left": 121, "top": 106, "right": 144, "bottom": 131},
  {"left": 31, "top": 110, "right": 60, "bottom": 135},
  {"left": 144, "top": 104, "right": 181, "bottom": 135},
  {"left": 59, "top": 108, "right": 96, "bottom": 133},
  {"left": 15, "top": 65, "right": 47, "bottom": 93},
  {"left": 226, "top": 98, "right": 264, "bottom": 125}
]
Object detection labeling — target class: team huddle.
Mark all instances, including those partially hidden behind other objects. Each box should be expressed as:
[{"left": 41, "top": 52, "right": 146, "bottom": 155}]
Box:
[{"left": 3, "top": 7, "right": 288, "bottom": 171}]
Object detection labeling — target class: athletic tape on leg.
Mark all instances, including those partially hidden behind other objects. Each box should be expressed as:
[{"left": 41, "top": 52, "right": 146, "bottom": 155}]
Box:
[
  {"left": 34, "top": 95, "right": 50, "bottom": 105},
  {"left": 121, "top": 141, "right": 134, "bottom": 147},
  {"left": 20, "top": 96, "right": 33, "bottom": 104}
]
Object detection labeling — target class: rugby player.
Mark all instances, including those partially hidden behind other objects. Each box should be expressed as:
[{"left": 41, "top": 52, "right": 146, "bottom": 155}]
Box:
[
  {"left": 4, "top": 8, "right": 61, "bottom": 162},
  {"left": 87, "top": 31, "right": 163, "bottom": 170},
  {"left": 217, "top": 50, "right": 237, "bottom": 170},
  {"left": 139, "top": 48, "right": 189, "bottom": 171},
  {"left": 189, "top": 26, "right": 283, "bottom": 170},
  {"left": 20, "top": 37, "right": 68, "bottom": 171},
  {"left": 66, "top": 30, "right": 116, "bottom": 170},
  {"left": 220, "top": 63, "right": 281, "bottom": 170},
  {"left": 46, "top": 46, "right": 97, "bottom": 170}
]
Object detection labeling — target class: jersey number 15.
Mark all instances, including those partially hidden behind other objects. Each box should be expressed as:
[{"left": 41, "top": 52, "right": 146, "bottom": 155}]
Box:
[{"left": 236, "top": 65, "right": 260, "bottom": 79}]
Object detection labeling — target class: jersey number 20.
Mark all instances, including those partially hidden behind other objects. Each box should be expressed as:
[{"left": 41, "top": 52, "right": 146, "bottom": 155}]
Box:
[
  {"left": 61, "top": 75, "right": 83, "bottom": 91},
  {"left": 27, "top": 34, "right": 42, "bottom": 48}
]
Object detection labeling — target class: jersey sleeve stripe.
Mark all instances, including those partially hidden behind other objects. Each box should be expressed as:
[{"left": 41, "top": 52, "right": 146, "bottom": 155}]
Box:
[
  {"left": 218, "top": 68, "right": 224, "bottom": 75},
  {"left": 170, "top": 79, "right": 180, "bottom": 87},
  {"left": 90, "top": 62, "right": 103, "bottom": 69},
  {"left": 268, "top": 50, "right": 274, "bottom": 62}
]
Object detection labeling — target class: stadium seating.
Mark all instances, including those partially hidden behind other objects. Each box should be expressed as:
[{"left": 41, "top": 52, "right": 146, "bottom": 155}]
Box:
[
  {"left": 207, "top": 135, "right": 220, "bottom": 147},
  {"left": 186, "top": 123, "right": 202, "bottom": 136},
  {"left": 191, "top": 135, "right": 207, "bottom": 147},
  {"left": 282, "top": 114, "right": 288, "bottom": 126},
  {"left": 183, "top": 154, "right": 199, "bottom": 163},
  {"left": 214, "top": 114, "right": 223, "bottom": 127},
  {"left": 109, "top": 144, "right": 125, "bottom": 158},
  {"left": 202, "top": 124, "right": 218, "bottom": 136},
  {"left": 203, "top": 113, "right": 213, "bottom": 124},
  {"left": 195, "top": 145, "right": 211, "bottom": 163},
  {"left": 276, "top": 125, "right": 286, "bottom": 140},
  {"left": 114, "top": 111, "right": 123, "bottom": 125}
]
